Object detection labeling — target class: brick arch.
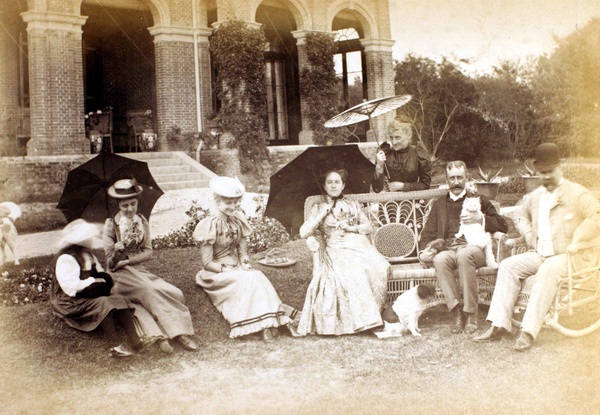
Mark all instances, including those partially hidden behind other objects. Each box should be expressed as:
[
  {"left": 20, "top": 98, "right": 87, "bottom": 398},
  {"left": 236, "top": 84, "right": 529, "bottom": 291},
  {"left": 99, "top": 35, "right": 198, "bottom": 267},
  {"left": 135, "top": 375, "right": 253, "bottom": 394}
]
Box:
[
  {"left": 327, "top": 1, "right": 376, "bottom": 39},
  {"left": 75, "top": 0, "right": 170, "bottom": 26},
  {"left": 193, "top": 0, "right": 214, "bottom": 28},
  {"left": 251, "top": 0, "right": 311, "bottom": 30}
]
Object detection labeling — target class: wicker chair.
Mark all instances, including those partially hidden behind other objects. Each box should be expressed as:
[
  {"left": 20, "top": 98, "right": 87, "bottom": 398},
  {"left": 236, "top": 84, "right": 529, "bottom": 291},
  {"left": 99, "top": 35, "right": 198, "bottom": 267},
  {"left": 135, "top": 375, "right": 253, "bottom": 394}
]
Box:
[{"left": 304, "top": 188, "right": 514, "bottom": 306}]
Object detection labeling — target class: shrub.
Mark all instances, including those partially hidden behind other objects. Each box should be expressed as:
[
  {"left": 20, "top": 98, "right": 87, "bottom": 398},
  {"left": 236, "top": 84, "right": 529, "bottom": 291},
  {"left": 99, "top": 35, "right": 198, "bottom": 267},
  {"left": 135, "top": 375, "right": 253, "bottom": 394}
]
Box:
[
  {"left": 499, "top": 176, "right": 526, "bottom": 194},
  {"left": 152, "top": 196, "right": 290, "bottom": 253},
  {"left": 165, "top": 125, "right": 217, "bottom": 156},
  {"left": 562, "top": 163, "right": 600, "bottom": 189},
  {"left": 210, "top": 20, "right": 270, "bottom": 177}
]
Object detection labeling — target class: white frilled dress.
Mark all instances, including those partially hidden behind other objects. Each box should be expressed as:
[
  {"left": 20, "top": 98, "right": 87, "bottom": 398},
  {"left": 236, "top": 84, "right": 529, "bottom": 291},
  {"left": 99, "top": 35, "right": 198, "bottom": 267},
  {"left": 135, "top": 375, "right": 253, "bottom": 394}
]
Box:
[
  {"left": 298, "top": 197, "right": 390, "bottom": 336},
  {"left": 193, "top": 211, "right": 292, "bottom": 338},
  {"left": 103, "top": 213, "right": 195, "bottom": 343}
]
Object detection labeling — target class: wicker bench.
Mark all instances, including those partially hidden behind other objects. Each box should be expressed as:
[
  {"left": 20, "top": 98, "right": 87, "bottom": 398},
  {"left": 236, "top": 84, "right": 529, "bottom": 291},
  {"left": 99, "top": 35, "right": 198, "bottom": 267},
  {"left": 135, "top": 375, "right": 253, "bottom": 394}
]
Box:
[{"left": 304, "top": 188, "right": 519, "bottom": 306}]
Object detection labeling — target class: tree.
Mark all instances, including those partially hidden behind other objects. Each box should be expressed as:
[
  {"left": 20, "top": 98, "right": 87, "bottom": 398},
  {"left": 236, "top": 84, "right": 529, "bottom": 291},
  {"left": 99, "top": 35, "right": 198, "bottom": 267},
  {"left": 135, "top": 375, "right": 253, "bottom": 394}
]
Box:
[
  {"left": 394, "top": 55, "right": 478, "bottom": 162},
  {"left": 473, "top": 60, "right": 552, "bottom": 160},
  {"left": 532, "top": 18, "right": 600, "bottom": 157}
]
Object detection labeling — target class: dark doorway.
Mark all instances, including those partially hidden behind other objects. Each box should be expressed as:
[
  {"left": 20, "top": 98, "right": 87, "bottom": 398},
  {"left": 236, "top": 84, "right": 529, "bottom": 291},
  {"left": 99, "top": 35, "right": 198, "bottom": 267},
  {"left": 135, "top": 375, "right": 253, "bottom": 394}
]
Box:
[
  {"left": 256, "top": 2, "right": 301, "bottom": 146},
  {"left": 81, "top": 4, "right": 156, "bottom": 152}
]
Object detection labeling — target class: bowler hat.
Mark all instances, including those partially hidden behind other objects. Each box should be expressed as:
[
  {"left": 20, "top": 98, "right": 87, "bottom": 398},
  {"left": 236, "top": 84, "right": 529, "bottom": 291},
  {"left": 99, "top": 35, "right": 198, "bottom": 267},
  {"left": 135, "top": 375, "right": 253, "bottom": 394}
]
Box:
[{"left": 533, "top": 143, "right": 561, "bottom": 172}]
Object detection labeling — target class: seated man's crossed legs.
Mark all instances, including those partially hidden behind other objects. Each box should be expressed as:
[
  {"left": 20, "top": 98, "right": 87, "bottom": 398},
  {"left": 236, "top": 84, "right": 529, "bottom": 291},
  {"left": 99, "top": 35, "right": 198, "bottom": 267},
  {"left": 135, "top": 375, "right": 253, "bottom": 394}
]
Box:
[
  {"left": 433, "top": 245, "right": 486, "bottom": 334},
  {"left": 475, "top": 251, "right": 564, "bottom": 350}
]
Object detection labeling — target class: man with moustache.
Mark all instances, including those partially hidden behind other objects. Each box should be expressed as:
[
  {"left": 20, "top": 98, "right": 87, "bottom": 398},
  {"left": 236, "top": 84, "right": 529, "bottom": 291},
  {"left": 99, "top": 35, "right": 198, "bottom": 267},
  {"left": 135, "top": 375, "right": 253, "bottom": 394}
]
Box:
[
  {"left": 419, "top": 161, "right": 507, "bottom": 334},
  {"left": 474, "top": 143, "right": 600, "bottom": 350}
]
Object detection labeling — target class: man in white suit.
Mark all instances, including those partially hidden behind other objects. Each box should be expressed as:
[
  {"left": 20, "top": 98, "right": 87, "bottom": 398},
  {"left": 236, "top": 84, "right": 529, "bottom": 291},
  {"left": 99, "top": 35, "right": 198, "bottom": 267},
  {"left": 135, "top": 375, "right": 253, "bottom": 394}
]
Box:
[{"left": 473, "top": 143, "right": 600, "bottom": 350}]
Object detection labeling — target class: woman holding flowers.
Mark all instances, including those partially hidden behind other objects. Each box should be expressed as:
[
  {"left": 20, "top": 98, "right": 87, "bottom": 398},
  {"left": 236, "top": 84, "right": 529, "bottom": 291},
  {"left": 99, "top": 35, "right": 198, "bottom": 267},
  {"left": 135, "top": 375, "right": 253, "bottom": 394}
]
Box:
[{"left": 103, "top": 178, "right": 197, "bottom": 353}]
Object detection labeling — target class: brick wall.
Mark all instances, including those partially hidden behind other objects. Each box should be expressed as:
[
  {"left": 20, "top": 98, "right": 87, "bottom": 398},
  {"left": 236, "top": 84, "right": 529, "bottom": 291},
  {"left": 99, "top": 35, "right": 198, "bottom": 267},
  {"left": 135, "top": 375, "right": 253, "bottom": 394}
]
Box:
[
  {"left": 154, "top": 41, "right": 198, "bottom": 149},
  {"left": 26, "top": 24, "right": 87, "bottom": 156},
  {"left": 0, "top": 154, "right": 92, "bottom": 203}
]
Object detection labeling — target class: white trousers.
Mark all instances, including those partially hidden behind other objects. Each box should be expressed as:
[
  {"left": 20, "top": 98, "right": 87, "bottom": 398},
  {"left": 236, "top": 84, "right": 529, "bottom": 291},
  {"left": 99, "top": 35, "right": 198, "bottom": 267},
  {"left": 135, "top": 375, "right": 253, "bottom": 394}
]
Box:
[{"left": 486, "top": 251, "right": 565, "bottom": 338}]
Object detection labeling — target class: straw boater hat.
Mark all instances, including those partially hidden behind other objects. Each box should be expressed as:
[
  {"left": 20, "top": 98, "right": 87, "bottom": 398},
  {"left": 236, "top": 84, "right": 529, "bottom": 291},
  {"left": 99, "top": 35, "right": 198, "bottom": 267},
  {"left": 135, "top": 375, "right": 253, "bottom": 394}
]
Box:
[
  {"left": 210, "top": 176, "right": 245, "bottom": 198},
  {"left": 56, "top": 219, "right": 102, "bottom": 251},
  {"left": 107, "top": 179, "right": 143, "bottom": 199}
]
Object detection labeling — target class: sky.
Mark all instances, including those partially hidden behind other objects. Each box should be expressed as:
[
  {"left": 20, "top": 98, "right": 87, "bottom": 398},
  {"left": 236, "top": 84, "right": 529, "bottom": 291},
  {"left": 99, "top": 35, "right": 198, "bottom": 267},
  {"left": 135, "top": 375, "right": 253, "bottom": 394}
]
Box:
[{"left": 388, "top": 0, "right": 600, "bottom": 74}]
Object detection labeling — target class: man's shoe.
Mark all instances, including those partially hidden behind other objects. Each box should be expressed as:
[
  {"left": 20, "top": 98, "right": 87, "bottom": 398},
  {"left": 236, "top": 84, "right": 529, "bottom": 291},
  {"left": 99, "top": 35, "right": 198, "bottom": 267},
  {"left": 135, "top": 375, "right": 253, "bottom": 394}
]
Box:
[
  {"left": 450, "top": 307, "right": 465, "bottom": 334},
  {"left": 464, "top": 313, "right": 478, "bottom": 334},
  {"left": 472, "top": 325, "right": 509, "bottom": 342},
  {"left": 513, "top": 331, "right": 534, "bottom": 351},
  {"left": 177, "top": 335, "right": 199, "bottom": 351}
]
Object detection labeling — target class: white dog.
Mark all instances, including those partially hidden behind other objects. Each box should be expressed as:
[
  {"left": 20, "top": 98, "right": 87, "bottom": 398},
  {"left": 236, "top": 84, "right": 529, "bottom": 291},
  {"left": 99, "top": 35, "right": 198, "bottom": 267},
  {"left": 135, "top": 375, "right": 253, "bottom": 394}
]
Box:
[
  {"left": 375, "top": 284, "right": 436, "bottom": 338},
  {"left": 0, "top": 202, "right": 21, "bottom": 265}
]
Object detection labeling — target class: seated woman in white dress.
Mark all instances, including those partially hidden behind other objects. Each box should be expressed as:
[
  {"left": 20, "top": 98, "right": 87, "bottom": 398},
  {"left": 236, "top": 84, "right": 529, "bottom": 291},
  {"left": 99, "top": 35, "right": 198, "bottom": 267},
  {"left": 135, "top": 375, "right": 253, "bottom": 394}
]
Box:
[
  {"left": 297, "top": 168, "right": 390, "bottom": 336},
  {"left": 192, "top": 176, "right": 297, "bottom": 341}
]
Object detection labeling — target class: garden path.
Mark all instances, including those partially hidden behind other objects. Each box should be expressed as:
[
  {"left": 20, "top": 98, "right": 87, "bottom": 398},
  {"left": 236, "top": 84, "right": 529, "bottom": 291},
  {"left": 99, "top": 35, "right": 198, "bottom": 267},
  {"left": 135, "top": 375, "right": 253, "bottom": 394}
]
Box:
[{"left": 13, "top": 206, "right": 189, "bottom": 261}]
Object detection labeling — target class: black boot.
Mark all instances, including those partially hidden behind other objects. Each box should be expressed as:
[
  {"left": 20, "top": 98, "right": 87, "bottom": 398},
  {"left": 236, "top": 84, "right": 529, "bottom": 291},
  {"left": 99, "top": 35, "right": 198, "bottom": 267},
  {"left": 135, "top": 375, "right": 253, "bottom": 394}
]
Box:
[{"left": 450, "top": 306, "right": 465, "bottom": 334}]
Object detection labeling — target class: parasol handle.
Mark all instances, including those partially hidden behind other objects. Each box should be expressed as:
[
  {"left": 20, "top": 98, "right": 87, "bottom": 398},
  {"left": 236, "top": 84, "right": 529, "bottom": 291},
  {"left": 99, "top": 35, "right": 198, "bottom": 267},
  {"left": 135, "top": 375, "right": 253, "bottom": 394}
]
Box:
[{"left": 369, "top": 114, "right": 390, "bottom": 180}]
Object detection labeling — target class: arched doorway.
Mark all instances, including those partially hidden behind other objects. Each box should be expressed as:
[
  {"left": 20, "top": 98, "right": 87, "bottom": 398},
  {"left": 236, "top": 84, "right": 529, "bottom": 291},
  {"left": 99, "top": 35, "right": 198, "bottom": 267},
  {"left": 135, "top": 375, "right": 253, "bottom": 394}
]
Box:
[
  {"left": 81, "top": 2, "right": 156, "bottom": 152},
  {"left": 332, "top": 10, "right": 368, "bottom": 142},
  {"left": 256, "top": 1, "right": 301, "bottom": 146}
]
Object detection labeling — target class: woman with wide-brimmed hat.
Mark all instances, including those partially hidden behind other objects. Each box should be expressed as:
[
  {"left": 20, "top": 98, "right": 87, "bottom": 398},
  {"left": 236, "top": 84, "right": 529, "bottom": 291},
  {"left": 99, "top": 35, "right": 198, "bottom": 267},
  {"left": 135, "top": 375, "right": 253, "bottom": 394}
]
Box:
[
  {"left": 192, "top": 176, "right": 298, "bottom": 341},
  {"left": 50, "top": 219, "right": 141, "bottom": 357},
  {"left": 103, "top": 178, "right": 198, "bottom": 353}
]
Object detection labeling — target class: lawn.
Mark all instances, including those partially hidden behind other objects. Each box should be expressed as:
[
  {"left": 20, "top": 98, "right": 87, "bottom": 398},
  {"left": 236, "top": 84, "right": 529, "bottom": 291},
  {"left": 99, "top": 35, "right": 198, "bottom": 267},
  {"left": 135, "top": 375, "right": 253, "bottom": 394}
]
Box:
[{"left": 1, "top": 239, "right": 600, "bottom": 415}]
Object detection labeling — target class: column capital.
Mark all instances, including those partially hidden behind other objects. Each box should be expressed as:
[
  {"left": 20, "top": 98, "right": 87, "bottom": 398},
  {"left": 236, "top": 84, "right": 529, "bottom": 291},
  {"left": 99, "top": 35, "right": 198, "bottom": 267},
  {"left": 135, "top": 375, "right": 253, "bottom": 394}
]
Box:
[
  {"left": 360, "top": 38, "right": 395, "bottom": 53},
  {"left": 291, "top": 30, "right": 334, "bottom": 45},
  {"left": 149, "top": 26, "right": 213, "bottom": 43},
  {"left": 21, "top": 11, "right": 87, "bottom": 33}
]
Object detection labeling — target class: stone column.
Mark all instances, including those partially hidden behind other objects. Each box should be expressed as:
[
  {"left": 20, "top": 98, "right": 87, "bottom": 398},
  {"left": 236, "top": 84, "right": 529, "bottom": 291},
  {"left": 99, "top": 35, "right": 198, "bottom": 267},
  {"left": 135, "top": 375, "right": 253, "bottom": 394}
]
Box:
[
  {"left": 0, "top": 14, "right": 21, "bottom": 145},
  {"left": 196, "top": 29, "right": 214, "bottom": 134},
  {"left": 21, "top": 11, "right": 88, "bottom": 156},
  {"left": 361, "top": 38, "right": 396, "bottom": 143}
]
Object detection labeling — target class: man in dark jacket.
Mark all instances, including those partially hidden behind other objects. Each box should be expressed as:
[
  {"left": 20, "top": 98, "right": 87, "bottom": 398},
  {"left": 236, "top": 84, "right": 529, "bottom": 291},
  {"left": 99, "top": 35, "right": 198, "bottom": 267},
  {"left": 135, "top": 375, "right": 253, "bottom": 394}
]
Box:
[{"left": 419, "top": 161, "right": 508, "bottom": 334}]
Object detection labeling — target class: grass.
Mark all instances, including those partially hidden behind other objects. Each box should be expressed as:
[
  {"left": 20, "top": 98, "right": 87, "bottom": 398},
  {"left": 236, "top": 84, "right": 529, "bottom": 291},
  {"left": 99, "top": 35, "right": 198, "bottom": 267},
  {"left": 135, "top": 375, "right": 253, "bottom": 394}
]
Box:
[{"left": 1, "top": 239, "right": 600, "bottom": 414}]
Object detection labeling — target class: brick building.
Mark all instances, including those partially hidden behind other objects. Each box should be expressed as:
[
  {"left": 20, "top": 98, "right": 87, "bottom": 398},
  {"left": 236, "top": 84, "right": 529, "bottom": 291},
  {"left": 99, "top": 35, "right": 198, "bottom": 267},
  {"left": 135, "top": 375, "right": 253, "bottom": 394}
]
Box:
[{"left": 1, "top": 0, "right": 395, "bottom": 157}]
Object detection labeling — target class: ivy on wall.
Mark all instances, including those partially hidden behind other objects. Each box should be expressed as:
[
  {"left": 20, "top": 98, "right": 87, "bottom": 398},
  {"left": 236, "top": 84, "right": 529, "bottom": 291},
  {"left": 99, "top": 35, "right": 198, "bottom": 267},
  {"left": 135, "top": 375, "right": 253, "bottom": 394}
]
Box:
[
  {"left": 209, "top": 20, "right": 270, "bottom": 176},
  {"left": 299, "top": 32, "right": 347, "bottom": 145}
]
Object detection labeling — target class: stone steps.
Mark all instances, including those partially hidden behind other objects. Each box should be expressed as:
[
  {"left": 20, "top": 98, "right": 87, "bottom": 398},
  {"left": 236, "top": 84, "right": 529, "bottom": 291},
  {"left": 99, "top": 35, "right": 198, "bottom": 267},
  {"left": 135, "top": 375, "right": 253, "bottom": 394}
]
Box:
[{"left": 117, "top": 151, "right": 217, "bottom": 192}]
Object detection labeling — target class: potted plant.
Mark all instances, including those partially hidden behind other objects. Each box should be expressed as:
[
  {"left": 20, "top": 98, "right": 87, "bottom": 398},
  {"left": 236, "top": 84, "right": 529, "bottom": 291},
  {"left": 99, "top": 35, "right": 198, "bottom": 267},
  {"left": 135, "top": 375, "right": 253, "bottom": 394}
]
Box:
[
  {"left": 518, "top": 161, "right": 540, "bottom": 193},
  {"left": 475, "top": 167, "right": 503, "bottom": 200}
]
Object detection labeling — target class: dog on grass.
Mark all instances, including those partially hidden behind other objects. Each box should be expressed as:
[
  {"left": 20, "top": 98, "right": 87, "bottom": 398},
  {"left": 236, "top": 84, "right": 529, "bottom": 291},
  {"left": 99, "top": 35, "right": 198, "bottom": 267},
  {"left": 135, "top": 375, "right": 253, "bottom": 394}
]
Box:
[
  {"left": 0, "top": 202, "right": 21, "bottom": 266},
  {"left": 376, "top": 284, "right": 437, "bottom": 338}
]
